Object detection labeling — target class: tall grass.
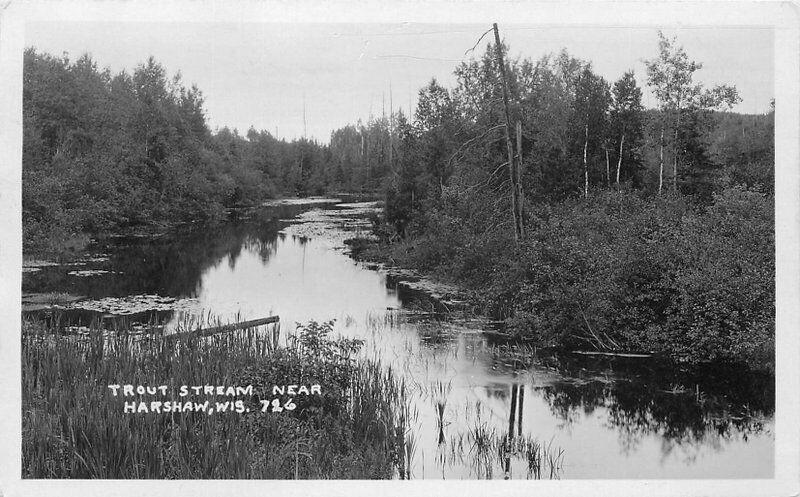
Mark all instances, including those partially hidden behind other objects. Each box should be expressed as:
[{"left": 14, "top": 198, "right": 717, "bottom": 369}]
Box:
[
  {"left": 22, "top": 318, "right": 410, "bottom": 479},
  {"left": 447, "top": 422, "right": 563, "bottom": 480}
]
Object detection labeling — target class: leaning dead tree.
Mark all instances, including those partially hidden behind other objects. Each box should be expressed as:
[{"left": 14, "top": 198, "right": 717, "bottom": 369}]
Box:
[{"left": 493, "top": 23, "right": 525, "bottom": 243}]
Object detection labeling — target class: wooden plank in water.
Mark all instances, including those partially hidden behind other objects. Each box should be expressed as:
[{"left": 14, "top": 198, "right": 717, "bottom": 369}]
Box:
[{"left": 166, "top": 315, "right": 280, "bottom": 341}]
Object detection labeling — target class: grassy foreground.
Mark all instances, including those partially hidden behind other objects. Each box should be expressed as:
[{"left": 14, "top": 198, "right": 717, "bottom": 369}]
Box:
[{"left": 22, "top": 319, "right": 413, "bottom": 479}]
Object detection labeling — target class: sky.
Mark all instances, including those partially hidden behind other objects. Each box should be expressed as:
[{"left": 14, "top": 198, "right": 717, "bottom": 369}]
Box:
[{"left": 25, "top": 22, "right": 774, "bottom": 143}]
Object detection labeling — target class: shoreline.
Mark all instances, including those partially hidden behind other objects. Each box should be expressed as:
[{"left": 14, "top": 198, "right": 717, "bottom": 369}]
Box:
[
  {"left": 343, "top": 234, "right": 775, "bottom": 376},
  {"left": 22, "top": 195, "right": 372, "bottom": 263},
  {"left": 21, "top": 197, "right": 775, "bottom": 376}
]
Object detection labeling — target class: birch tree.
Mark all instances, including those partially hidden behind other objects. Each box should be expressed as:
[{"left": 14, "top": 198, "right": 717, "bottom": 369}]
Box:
[
  {"left": 574, "top": 66, "right": 611, "bottom": 198},
  {"left": 609, "top": 70, "right": 644, "bottom": 189},
  {"left": 645, "top": 31, "right": 740, "bottom": 194}
]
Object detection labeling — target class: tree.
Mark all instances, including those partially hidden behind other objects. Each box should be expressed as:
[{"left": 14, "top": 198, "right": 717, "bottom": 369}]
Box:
[
  {"left": 385, "top": 110, "right": 423, "bottom": 237},
  {"left": 491, "top": 23, "right": 525, "bottom": 241},
  {"left": 609, "top": 70, "right": 645, "bottom": 188},
  {"left": 573, "top": 65, "right": 611, "bottom": 197},
  {"left": 414, "top": 78, "right": 460, "bottom": 196},
  {"left": 22, "top": 48, "right": 297, "bottom": 251},
  {"left": 709, "top": 105, "right": 774, "bottom": 193},
  {"left": 645, "top": 31, "right": 740, "bottom": 195},
  {"left": 517, "top": 50, "right": 588, "bottom": 201}
]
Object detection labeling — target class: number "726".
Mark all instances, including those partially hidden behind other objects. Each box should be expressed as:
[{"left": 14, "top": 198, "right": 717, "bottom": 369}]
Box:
[{"left": 259, "top": 398, "right": 297, "bottom": 412}]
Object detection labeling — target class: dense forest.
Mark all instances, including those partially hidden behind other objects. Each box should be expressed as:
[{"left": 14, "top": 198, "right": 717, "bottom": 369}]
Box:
[
  {"left": 22, "top": 47, "right": 405, "bottom": 253},
  {"left": 22, "top": 32, "right": 774, "bottom": 369}
]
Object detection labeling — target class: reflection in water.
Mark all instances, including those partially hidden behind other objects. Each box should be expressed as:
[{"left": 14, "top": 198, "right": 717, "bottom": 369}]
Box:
[
  {"left": 23, "top": 205, "right": 293, "bottom": 300},
  {"left": 22, "top": 202, "right": 774, "bottom": 479},
  {"left": 532, "top": 356, "right": 773, "bottom": 467}
]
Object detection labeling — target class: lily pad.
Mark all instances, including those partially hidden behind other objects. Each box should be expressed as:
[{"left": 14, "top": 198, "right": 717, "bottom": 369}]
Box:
[
  {"left": 22, "top": 260, "right": 61, "bottom": 269},
  {"left": 71, "top": 294, "right": 200, "bottom": 315},
  {"left": 22, "top": 292, "right": 87, "bottom": 311}
]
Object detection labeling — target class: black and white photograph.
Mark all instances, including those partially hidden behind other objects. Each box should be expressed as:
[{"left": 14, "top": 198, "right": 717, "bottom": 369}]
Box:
[{"left": 1, "top": 1, "right": 798, "bottom": 495}]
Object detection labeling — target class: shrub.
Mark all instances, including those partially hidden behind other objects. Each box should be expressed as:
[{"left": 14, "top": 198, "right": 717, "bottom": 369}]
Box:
[{"left": 375, "top": 187, "right": 774, "bottom": 370}]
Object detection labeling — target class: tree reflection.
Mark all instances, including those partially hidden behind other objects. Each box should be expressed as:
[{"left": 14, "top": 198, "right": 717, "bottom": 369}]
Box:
[
  {"left": 23, "top": 204, "right": 299, "bottom": 300},
  {"left": 534, "top": 355, "right": 773, "bottom": 453}
]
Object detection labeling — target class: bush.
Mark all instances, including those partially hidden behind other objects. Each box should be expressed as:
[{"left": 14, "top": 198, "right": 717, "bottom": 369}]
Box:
[{"left": 375, "top": 187, "right": 774, "bottom": 371}]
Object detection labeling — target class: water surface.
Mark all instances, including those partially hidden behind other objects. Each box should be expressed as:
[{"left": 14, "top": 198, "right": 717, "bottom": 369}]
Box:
[{"left": 22, "top": 200, "right": 774, "bottom": 479}]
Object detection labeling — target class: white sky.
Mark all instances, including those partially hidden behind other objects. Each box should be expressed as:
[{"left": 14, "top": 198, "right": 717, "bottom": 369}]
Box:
[{"left": 25, "top": 22, "right": 774, "bottom": 143}]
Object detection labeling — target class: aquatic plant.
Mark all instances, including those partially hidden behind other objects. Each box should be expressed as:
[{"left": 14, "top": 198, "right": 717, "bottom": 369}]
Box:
[{"left": 21, "top": 318, "right": 410, "bottom": 479}]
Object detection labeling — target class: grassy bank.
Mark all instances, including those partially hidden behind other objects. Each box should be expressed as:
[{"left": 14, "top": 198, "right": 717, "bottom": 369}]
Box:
[
  {"left": 22, "top": 319, "right": 412, "bottom": 478},
  {"left": 353, "top": 187, "right": 774, "bottom": 372}
]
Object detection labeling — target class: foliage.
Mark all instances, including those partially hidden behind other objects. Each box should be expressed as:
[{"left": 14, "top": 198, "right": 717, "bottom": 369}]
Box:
[
  {"left": 644, "top": 31, "right": 741, "bottom": 197},
  {"left": 366, "top": 187, "right": 774, "bottom": 371},
  {"left": 362, "top": 32, "right": 774, "bottom": 371},
  {"left": 21, "top": 319, "right": 410, "bottom": 478},
  {"left": 23, "top": 49, "right": 377, "bottom": 254},
  {"left": 709, "top": 108, "right": 775, "bottom": 193},
  {"left": 25, "top": 33, "right": 772, "bottom": 256},
  {"left": 609, "top": 70, "right": 646, "bottom": 187}
]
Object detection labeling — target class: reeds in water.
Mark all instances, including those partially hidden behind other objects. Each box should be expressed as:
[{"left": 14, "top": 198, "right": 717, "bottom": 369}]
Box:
[{"left": 22, "top": 317, "right": 412, "bottom": 479}]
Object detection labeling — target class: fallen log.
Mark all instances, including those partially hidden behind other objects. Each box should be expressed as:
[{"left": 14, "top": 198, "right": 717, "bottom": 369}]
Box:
[
  {"left": 166, "top": 315, "right": 280, "bottom": 341},
  {"left": 571, "top": 350, "right": 652, "bottom": 358}
]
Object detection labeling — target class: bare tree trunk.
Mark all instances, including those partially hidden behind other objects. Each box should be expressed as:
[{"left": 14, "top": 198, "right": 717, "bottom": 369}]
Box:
[
  {"left": 616, "top": 131, "right": 625, "bottom": 189},
  {"left": 583, "top": 122, "right": 589, "bottom": 198},
  {"left": 672, "top": 128, "right": 678, "bottom": 191},
  {"left": 605, "top": 146, "right": 610, "bottom": 188},
  {"left": 658, "top": 126, "right": 664, "bottom": 195},
  {"left": 493, "top": 23, "right": 523, "bottom": 242},
  {"left": 516, "top": 121, "right": 525, "bottom": 229}
]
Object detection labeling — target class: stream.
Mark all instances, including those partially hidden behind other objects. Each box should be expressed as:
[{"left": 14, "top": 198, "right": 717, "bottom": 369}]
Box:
[{"left": 22, "top": 198, "right": 774, "bottom": 479}]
